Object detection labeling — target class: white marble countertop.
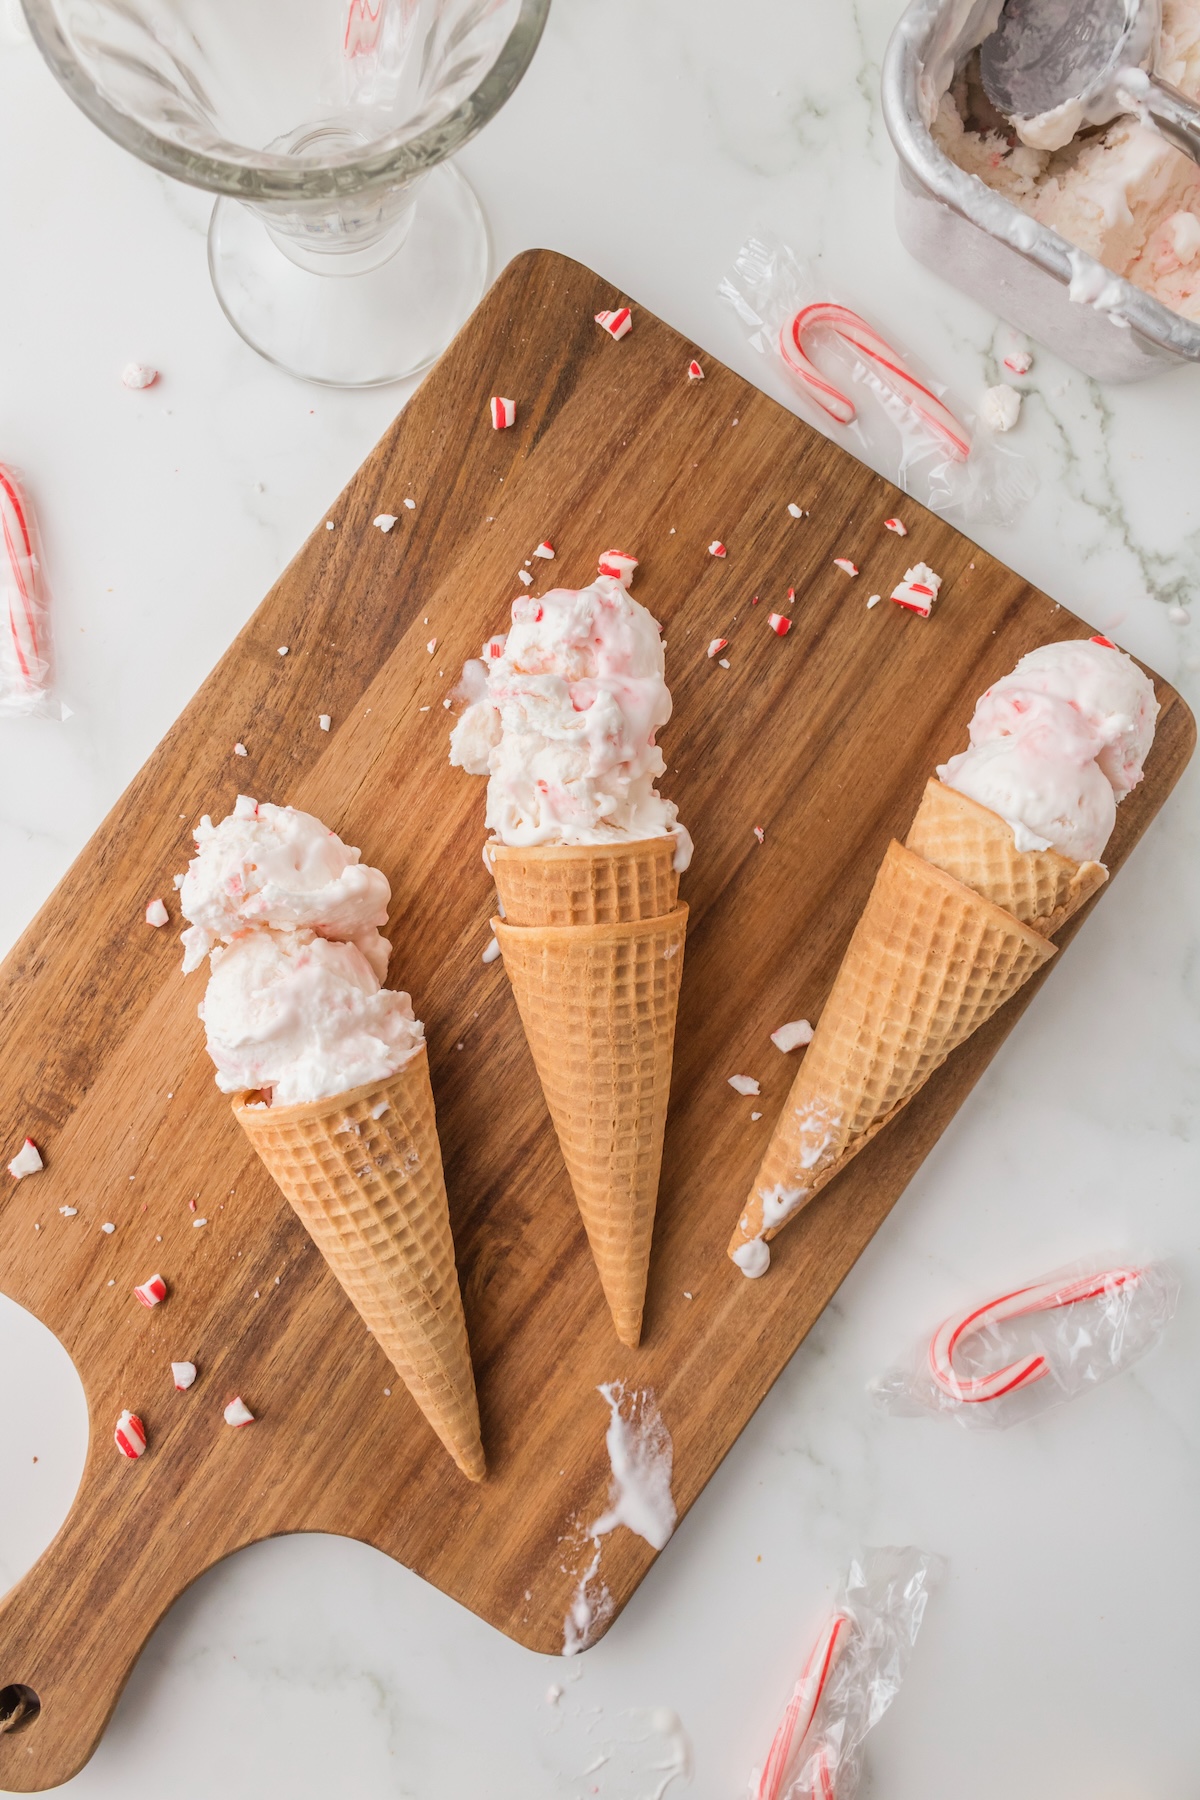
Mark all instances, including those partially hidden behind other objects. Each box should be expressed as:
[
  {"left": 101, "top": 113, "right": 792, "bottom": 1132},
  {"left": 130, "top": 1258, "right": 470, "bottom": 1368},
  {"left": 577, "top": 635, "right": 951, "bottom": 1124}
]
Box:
[{"left": 3, "top": 1, "right": 1199, "bottom": 1795}]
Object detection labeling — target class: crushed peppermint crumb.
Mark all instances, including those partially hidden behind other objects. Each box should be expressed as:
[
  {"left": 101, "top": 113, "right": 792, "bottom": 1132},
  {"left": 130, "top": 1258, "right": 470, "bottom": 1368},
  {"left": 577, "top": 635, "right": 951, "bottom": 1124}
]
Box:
[
  {"left": 771, "top": 1019, "right": 814, "bottom": 1053},
  {"left": 787, "top": 503, "right": 803, "bottom": 518},
  {"left": 868, "top": 594, "right": 882, "bottom": 608},
  {"left": 277, "top": 645, "right": 289, "bottom": 656},
  {"left": 318, "top": 714, "right": 331, "bottom": 730},
  {"left": 427, "top": 638, "right": 437, "bottom": 653},
  {"left": 595, "top": 306, "right": 632, "bottom": 339},
  {"left": 224, "top": 1396, "right": 254, "bottom": 1427},
  {"left": 687, "top": 359, "right": 704, "bottom": 380},
  {"left": 891, "top": 563, "right": 943, "bottom": 617},
  {"left": 708, "top": 541, "right": 727, "bottom": 558},
  {"left": 884, "top": 517, "right": 907, "bottom": 536},
  {"left": 728, "top": 1074, "right": 761, "bottom": 1096},
  {"left": 833, "top": 558, "right": 859, "bottom": 577},
  {"left": 768, "top": 613, "right": 791, "bottom": 636},
  {"left": 533, "top": 541, "right": 555, "bottom": 559},
  {"left": 193, "top": 1217, "right": 207, "bottom": 1228},
  {"left": 718, "top": 657, "right": 731, "bottom": 668},
  {"left": 101, "top": 1222, "right": 115, "bottom": 1234},
  {"left": 517, "top": 569, "right": 533, "bottom": 586},
  {"left": 404, "top": 498, "right": 415, "bottom": 509},
  {"left": 374, "top": 513, "right": 397, "bottom": 532},
  {"left": 1003, "top": 349, "right": 1033, "bottom": 375},
  {"left": 326, "top": 521, "right": 335, "bottom": 530},
  {"left": 234, "top": 743, "right": 247, "bottom": 757},
  {"left": 145, "top": 898, "right": 169, "bottom": 928},
  {"left": 489, "top": 396, "right": 516, "bottom": 430},
  {"left": 753, "top": 826, "right": 765, "bottom": 844},
  {"left": 121, "top": 362, "right": 158, "bottom": 389},
  {"left": 707, "top": 637, "right": 728, "bottom": 658},
  {"left": 9, "top": 1138, "right": 44, "bottom": 1179},
  {"left": 59, "top": 1205, "right": 77, "bottom": 1217}
]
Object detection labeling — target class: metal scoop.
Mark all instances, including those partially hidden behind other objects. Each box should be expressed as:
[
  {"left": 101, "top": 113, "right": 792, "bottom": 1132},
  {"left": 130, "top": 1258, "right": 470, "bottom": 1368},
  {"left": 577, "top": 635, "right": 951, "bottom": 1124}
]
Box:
[{"left": 980, "top": 0, "right": 1200, "bottom": 161}]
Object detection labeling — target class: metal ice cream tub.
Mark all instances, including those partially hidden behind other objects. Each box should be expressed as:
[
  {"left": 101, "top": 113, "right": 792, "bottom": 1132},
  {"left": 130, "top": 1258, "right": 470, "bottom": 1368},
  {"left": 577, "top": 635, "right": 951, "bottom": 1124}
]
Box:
[{"left": 881, "top": 0, "right": 1200, "bottom": 381}]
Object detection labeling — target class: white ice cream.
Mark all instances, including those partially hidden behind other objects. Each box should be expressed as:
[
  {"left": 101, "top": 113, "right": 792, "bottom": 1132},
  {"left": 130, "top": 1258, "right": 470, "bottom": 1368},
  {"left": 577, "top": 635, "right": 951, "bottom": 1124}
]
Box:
[
  {"left": 177, "top": 795, "right": 391, "bottom": 979},
  {"left": 939, "top": 637, "right": 1157, "bottom": 859},
  {"left": 449, "top": 556, "right": 693, "bottom": 870},
  {"left": 200, "top": 929, "right": 424, "bottom": 1108}
]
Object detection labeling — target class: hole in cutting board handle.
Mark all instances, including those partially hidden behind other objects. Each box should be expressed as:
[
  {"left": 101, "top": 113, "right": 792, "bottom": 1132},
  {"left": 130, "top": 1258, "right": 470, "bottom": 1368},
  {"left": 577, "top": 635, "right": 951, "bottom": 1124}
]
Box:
[{"left": 0, "top": 1685, "right": 40, "bottom": 1735}]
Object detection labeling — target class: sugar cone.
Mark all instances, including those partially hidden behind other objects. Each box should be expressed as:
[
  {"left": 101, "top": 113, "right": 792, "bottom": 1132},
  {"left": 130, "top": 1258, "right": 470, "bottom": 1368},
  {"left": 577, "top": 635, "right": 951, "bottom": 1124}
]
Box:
[
  {"left": 906, "top": 777, "right": 1107, "bottom": 935},
  {"left": 492, "top": 845, "right": 687, "bottom": 1346},
  {"left": 489, "top": 837, "right": 679, "bottom": 927},
  {"left": 233, "top": 1048, "right": 485, "bottom": 1481},
  {"left": 728, "top": 841, "right": 1056, "bottom": 1267}
]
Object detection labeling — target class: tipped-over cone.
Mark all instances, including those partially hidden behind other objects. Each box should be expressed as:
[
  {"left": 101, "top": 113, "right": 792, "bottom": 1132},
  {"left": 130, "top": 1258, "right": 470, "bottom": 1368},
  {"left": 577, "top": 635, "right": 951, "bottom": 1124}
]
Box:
[
  {"left": 234, "top": 1048, "right": 485, "bottom": 1480},
  {"left": 906, "top": 777, "right": 1107, "bottom": 935},
  {"left": 490, "top": 837, "right": 680, "bottom": 927},
  {"left": 493, "top": 849, "right": 687, "bottom": 1346},
  {"left": 729, "top": 840, "right": 1056, "bottom": 1267}
]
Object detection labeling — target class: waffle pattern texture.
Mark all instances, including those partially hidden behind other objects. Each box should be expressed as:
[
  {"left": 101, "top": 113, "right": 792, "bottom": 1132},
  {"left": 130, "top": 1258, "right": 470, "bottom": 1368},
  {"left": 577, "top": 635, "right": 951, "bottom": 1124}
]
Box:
[
  {"left": 234, "top": 1049, "right": 484, "bottom": 1480},
  {"left": 493, "top": 841, "right": 688, "bottom": 1346},
  {"left": 730, "top": 840, "right": 1056, "bottom": 1260},
  {"left": 490, "top": 837, "right": 680, "bottom": 927},
  {"left": 906, "top": 778, "right": 1107, "bottom": 935}
]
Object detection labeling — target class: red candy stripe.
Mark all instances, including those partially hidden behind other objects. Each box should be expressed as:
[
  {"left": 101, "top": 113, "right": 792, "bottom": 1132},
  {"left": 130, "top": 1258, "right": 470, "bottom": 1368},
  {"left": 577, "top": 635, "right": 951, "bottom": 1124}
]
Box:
[
  {"left": 0, "top": 465, "right": 42, "bottom": 693},
  {"left": 489, "top": 396, "right": 516, "bottom": 430},
  {"left": 756, "top": 1613, "right": 851, "bottom": 1800}
]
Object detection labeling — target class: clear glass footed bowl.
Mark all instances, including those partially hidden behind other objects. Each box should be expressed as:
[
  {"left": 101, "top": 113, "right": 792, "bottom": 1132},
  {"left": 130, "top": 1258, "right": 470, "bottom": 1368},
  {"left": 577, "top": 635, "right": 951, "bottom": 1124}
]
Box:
[{"left": 23, "top": 0, "right": 551, "bottom": 385}]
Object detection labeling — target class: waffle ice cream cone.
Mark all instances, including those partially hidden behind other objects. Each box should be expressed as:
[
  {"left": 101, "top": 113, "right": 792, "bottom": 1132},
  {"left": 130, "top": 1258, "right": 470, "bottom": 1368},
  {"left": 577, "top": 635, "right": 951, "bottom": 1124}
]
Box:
[
  {"left": 234, "top": 1048, "right": 484, "bottom": 1480},
  {"left": 490, "top": 837, "right": 679, "bottom": 927},
  {"left": 728, "top": 841, "right": 1056, "bottom": 1269},
  {"left": 906, "top": 778, "right": 1107, "bottom": 935},
  {"left": 492, "top": 841, "right": 687, "bottom": 1346}
]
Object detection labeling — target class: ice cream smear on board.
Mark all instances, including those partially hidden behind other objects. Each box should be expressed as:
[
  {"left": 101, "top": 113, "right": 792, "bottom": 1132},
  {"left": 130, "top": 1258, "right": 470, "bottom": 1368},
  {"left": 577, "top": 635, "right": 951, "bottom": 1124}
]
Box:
[
  {"left": 939, "top": 637, "right": 1158, "bottom": 859},
  {"left": 178, "top": 797, "right": 422, "bottom": 1107},
  {"left": 934, "top": 2, "right": 1200, "bottom": 322},
  {"left": 729, "top": 637, "right": 1157, "bottom": 1280},
  {"left": 449, "top": 553, "right": 693, "bottom": 871}
]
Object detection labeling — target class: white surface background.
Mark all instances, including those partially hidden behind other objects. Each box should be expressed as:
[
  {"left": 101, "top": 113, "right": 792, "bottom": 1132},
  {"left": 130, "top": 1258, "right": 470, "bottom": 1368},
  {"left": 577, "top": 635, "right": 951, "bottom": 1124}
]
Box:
[{"left": 2, "top": 1, "right": 1199, "bottom": 1795}]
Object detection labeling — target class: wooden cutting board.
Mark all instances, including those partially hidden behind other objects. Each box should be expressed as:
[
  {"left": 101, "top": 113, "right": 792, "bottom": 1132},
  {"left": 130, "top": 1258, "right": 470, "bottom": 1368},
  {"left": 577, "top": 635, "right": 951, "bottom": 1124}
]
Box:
[{"left": 0, "top": 249, "right": 1192, "bottom": 1791}]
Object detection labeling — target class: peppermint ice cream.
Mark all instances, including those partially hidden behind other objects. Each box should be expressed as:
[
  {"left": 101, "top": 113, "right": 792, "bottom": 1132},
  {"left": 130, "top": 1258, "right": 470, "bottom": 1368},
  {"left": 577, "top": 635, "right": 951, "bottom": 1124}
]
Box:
[
  {"left": 939, "top": 638, "right": 1158, "bottom": 859},
  {"left": 177, "top": 794, "right": 391, "bottom": 979},
  {"left": 200, "top": 929, "right": 424, "bottom": 1108},
  {"left": 934, "top": 2, "right": 1200, "bottom": 322},
  {"left": 449, "top": 554, "right": 692, "bottom": 869}
]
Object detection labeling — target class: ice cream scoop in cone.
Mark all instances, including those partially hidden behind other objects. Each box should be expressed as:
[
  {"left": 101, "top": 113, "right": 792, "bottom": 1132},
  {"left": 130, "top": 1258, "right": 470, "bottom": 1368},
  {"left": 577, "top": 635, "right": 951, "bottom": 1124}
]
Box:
[
  {"left": 234, "top": 1047, "right": 485, "bottom": 1480},
  {"left": 491, "top": 840, "right": 687, "bottom": 1346},
  {"left": 906, "top": 778, "right": 1107, "bottom": 935}
]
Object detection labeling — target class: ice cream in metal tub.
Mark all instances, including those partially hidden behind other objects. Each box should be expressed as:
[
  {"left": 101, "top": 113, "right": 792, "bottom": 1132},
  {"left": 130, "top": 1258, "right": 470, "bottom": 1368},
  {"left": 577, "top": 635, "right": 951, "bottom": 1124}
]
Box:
[{"left": 881, "top": 0, "right": 1200, "bottom": 380}]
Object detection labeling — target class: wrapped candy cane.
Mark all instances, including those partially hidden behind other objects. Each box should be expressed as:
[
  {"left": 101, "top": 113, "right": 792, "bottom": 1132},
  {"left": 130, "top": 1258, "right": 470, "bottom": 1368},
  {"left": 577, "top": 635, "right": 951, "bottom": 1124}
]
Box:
[
  {"left": 748, "top": 1548, "right": 942, "bottom": 1800},
  {"left": 779, "top": 303, "right": 970, "bottom": 463},
  {"left": 0, "top": 464, "right": 53, "bottom": 716},
  {"left": 874, "top": 1258, "right": 1178, "bottom": 1429},
  {"left": 720, "top": 233, "right": 1033, "bottom": 529}
]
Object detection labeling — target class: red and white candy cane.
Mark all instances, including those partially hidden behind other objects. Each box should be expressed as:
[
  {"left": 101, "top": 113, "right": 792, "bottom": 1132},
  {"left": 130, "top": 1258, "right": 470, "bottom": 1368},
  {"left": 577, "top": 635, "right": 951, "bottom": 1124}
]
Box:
[
  {"left": 115, "top": 1410, "right": 147, "bottom": 1460},
  {"left": 0, "top": 464, "right": 45, "bottom": 698},
  {"left": 929, "top": 1267, "right": 1141, "bottom": 1403},
  {"left": 756, "top": 1612, "right": 852, "bottom": 1800},
  {"left": 779, "top": 304, "right": 971, "bottom": 464},
  {"left": 344, "top": 0, "right": 382, "bottom": 56}
]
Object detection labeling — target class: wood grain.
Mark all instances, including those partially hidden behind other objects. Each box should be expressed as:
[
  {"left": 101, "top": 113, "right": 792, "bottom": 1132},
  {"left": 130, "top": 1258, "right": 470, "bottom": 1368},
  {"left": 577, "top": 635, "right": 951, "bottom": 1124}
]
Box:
[{"left": 0, "top": 249, "right": 1192, "bottom": 1791}]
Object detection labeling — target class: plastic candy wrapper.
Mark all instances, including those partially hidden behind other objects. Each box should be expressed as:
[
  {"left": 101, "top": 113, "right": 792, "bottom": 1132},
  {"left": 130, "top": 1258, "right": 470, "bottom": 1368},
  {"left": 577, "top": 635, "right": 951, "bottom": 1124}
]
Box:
[
  {"left": 719, "top": 232, "right": 1034, "bottom": 530},
  {"left": 872, "top": 1259, "right": 1178, "bottom": 1431},
  {"left": 750, "top": 1546, "right": 943, "bottom": 1800},
  {"left": 0, "top": 464, "right": 56, "bottom": 719}
]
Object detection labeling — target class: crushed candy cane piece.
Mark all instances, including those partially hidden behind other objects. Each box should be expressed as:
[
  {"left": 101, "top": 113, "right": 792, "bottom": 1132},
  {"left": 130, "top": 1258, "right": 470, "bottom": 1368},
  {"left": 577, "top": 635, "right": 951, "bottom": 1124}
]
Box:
[
  {"left": 833, "top": 558, "right": 858, "bottom": 577},
  {"left": 597, "top": 550, "right": 638, "bottom": 588},
  {"left": 753, "top": 826, "right": 765, "bottom": 844},
  {"left": 373, "top": 513, "right": 397, "bottom": 532},
  {"left": 687, "top": 359, "right": 704, "bottom": 380},
  {"left": 884, "top": 517, "right": 907, "bottom": 536},
  {"left": 172, "top": 1361, "right": 197, "bottom": 1391},
  {"left": 224, "top": 1396, "right": 255, "bottom": 1427},
  {"left": 277, "top": 646, "right": 289, "bottom": 656},
  {"left": 1090, "top": 634, "right": 1117, "bottom": 649},
  {"left": 426, "top": 638, "right": 437, "bottom": 653},
  {"left": 708, "top": 541, "right": 727, "bottom": 558},
  {"left": 489, "top": 396, "right": 516, "bottom": 430},
  {"left": 707, "top": 638, "right": 729, "bottom": 658},
  {"left": 318, "top": 713, "right": 331, "bottom": 730},
  {"left": 1003, "top": 349, "right": 1033, "bottom": 375},
  {"left": 751, "top": 1112, "right": 762, "bottom": 1121},
  {"left": 121, "top": 363, "right": 158, "bottom": 390},
  {"left": 134, "top": 1273, "right": 167, "bottom": 1308},
  {"left": 517, "top": 569, "right": 533, "bottom": 586},
  {"left": 234, "top": 743, "right": 247, "bottom": 757},
  {"left": 101, "top": 1221, "right": 115, "bottom": 1234},
  {"left": 787, "top": 502, "right": 803, "bottom": 518},
  {"left": 891, "top": 563, "right": 943, "bottom": 617},
  {"left": 768, "top": 613, "right": 791, "bottom": 636},
  {"left": 771, "top": 1019, "right": 814, "bottom": 1053},
  {"left": 145, "top": 898, "right": 169, "bottom": 928},
  {"left": 533, "top": 540, "right": 555, "bottom": 559},
  {"left": 59, "top": 1205, "right": 77, "bottom": 1217},
  {"left": 868, "top": 594, "right": 882, "bottom": 608},
  {"left": 8, "top": 1138, "right": 43, "bottom": 1179},
  {"left": 728, "top": 1074, "right": 761, "bottom": 1097},
  {"left": 115, "top": 1410, "right": 147, "bottom": 1458},
  {"left": 718, "top": 658, "right": 731, "bottom": 668},
  {"left": 192, "top": 1216, "right": 207, "bottom": 1228},
  {"left": 595, "top": 306, "right": 632, "bottom": 340}
]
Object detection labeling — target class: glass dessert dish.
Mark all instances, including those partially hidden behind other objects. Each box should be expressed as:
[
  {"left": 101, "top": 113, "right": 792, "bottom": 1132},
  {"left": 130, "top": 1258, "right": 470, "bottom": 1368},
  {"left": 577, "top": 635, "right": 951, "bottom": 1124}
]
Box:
[{"left": 23, "top": 0, "right": 551, "bottom": 386}]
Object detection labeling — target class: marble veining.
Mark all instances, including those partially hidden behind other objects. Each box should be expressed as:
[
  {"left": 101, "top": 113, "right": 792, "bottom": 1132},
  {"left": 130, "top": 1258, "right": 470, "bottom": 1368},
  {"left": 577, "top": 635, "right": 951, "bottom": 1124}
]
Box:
[{"left": 2, "top": 0, "right": 1199, "bottom": 1793}]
